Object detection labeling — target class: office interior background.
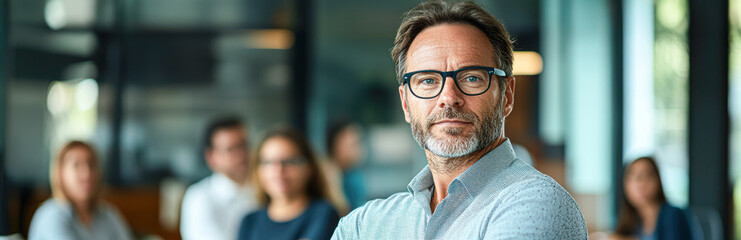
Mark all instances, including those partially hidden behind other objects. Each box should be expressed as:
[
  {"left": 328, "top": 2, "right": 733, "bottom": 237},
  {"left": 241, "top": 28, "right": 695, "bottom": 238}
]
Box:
[{"left": 0, "top": 0, "right": 738, "bottom": 239}]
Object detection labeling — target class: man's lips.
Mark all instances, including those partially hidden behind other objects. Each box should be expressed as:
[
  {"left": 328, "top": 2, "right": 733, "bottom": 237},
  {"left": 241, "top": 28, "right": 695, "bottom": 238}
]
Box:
[{"left": 432, "top": 119, "right": 472, "bottom": 126}]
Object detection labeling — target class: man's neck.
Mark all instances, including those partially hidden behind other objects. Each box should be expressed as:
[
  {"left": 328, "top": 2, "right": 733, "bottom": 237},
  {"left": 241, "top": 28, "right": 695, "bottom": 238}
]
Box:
[{"left": 427, "top": 137, "right": 506, "bottom": 213}]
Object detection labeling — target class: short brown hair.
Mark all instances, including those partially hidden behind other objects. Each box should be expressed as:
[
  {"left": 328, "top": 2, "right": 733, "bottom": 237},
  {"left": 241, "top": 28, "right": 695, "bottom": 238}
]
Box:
[{"left": 391, "top": 0, "right": 514, "bottom": 87}]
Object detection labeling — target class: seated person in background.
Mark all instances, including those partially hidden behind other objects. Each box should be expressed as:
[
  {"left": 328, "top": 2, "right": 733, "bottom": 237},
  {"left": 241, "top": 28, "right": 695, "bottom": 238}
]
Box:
[
  {"left": 238, "top": 127, "right": 340, "bottom": 240},
  {"left": 325, "top": 121, "right": 367, "bottom": 209},
  {"left": 29, "top": 141, "right": 132, "bottom": 240},
  {"left": 613, "top": 157, "right": 692, "bottom": 240},
  {"left": 181, "top": 117, "right": 259, "bottom": 240}
]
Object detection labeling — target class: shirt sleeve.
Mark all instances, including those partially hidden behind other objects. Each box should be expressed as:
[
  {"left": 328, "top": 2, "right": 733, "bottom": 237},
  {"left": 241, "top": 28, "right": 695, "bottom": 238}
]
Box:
[
  {"left": 180, "top": 187, "right": 226, "bottom": 240},
  {"left": 331, "top": 205, "right": 363, "bottom": 240},
  {"left": 483, "top": 178, "right": 588, "bottom": 240}
]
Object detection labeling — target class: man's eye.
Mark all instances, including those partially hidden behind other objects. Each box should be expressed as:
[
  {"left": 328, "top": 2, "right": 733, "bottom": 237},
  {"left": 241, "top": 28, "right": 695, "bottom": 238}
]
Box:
[
  {"left": 465, "top": 76, "right": 481, "bottom": 82},
  {"left": 421, "top": 79, "right": 436, "bottom": 84}
]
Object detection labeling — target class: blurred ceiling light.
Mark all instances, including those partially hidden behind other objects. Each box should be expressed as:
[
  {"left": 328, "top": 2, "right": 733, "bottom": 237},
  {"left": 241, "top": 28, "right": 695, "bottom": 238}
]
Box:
[
  {"left": 44, "top": 0, "right": 96, "bottom": 30},
  {"left": 44, "top": 0, "right": 67, "bottom": 30},
  {"left": 47, "top": 82, "right": 70, "bottom": 115},
  {"left": 244, "top": 30, "right": 294, "bottom": 49},
  {"left": 513, "top": 51, "right": 544, "bottom": 75},
  {"left": 62, "top": 0, "right": 97, "bottom": 27},
  {"left": 75, "top": 79, "right": 99, "bottom": 111}
]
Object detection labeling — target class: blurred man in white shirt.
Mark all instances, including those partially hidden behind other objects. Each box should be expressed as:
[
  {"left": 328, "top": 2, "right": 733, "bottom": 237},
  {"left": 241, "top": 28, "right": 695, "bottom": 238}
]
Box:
[{"left": 181, "top": 117, "right": 258, "bottom": 240}]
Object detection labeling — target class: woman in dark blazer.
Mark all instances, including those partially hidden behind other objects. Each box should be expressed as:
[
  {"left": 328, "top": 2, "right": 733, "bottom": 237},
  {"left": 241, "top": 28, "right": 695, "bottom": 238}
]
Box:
[{"left": 613, "top": 157, "right": 692, "bottom": 240}]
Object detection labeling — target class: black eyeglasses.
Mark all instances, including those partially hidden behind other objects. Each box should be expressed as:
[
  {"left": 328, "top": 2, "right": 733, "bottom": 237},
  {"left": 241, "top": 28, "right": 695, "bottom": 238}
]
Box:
[{"left": 402, "top": 66, "right": 507, "bottom": 99}]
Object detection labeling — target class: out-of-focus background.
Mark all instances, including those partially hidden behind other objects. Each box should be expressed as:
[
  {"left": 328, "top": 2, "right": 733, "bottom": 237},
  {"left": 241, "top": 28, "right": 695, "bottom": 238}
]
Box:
[{"left": 0, "top": 0, "right": 738, "bottom": 239}]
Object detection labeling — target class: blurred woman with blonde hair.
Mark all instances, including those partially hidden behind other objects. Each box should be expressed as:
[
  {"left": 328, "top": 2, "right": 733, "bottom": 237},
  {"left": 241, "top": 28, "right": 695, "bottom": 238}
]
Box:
[{"left": 28, "top": 141, "right": 132, "bottom": 240}]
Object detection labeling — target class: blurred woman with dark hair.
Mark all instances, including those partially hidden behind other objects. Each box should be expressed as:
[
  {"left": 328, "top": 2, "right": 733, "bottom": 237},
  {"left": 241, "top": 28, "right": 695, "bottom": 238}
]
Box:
[
  {"left": 28, "top": 141, "right": 132, "bottom": 240},
  {"left": 325, "top": 121, "right": 366, "bottom": 209},
  {"left": 238, "top": 127, "right": 340, "bottom": 240},
  {"left": 613, "top": 157, "right": 692, "bottom": 240}
]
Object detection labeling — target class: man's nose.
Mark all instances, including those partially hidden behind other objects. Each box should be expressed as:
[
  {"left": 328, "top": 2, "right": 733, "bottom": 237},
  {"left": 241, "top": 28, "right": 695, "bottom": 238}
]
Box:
[{"left": 437, "top": 77, "right": 464, "bottom": 108}]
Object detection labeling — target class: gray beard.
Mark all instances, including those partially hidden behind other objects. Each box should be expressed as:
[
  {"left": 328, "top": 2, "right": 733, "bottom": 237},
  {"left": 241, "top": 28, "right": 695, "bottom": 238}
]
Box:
[{"left": 410, "top": 97, "right": 504, "bottom": 160}]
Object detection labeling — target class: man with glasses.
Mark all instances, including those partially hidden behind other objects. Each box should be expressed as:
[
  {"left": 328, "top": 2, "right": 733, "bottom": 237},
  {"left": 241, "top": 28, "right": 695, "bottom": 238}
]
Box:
[
  {"left": 332, "top": 1, "right": 587, "bottom": 239},
  {"left": 181, "top": 117, "right": 258, "bottom": 240}
]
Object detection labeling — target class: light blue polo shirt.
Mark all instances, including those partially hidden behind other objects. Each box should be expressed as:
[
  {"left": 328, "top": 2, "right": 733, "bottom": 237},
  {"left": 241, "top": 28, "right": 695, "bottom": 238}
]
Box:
[{"left": 331, "top": 139, "right": 588, "bottom": 239}]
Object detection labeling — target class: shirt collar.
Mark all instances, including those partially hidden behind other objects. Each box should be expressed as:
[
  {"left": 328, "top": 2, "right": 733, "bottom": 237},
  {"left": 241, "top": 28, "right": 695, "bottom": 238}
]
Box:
[
  {"left": 407, "top": 139, "right": 517, "bottom": 198},
  {"left": 407, "top": 165, "right": 434, "bottom": 195}
]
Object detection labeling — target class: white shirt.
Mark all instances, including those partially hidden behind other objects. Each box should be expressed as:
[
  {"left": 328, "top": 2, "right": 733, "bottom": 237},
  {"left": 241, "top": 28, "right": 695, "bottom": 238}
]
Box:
[{"left": 180, "top": 173, "right": 259, "bottom": 240}]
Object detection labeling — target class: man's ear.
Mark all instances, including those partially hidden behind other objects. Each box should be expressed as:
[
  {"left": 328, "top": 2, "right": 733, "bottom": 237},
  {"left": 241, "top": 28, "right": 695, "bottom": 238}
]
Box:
[
  {"left": 399, "top": 85, "right": 411, "bottom": 123},
  {"left": 503, "top": 76, "right": 516, "bottom": 117}
]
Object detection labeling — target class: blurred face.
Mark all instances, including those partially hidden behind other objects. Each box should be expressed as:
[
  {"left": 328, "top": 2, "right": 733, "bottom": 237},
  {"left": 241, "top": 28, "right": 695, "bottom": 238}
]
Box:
[
  {"left": 624, "top": 159, "right": 662, "bottom": 208},
  {"left": 258, "top": 137, "right": 312, "bottom": 201},
  {"left": 399, "top": 23, "right": 514, "bottom": 158},
  {"left": 60, "top": 147, "right": 98, "bottom": 204},
  {"left": 332, "top": 126, "right": 364, "bottom": 170},
  {"left": 207, "top": 127, "right": 249, "bottom": 177}
]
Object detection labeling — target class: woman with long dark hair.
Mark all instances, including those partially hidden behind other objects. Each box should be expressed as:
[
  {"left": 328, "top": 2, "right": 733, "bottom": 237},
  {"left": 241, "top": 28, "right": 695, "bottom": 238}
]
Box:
[
  {"left": 237, "top": 127, "right": 340, "bottom": 240},
  {"left": 613, "top": 157, "right": 692, "bottom": 240}
]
